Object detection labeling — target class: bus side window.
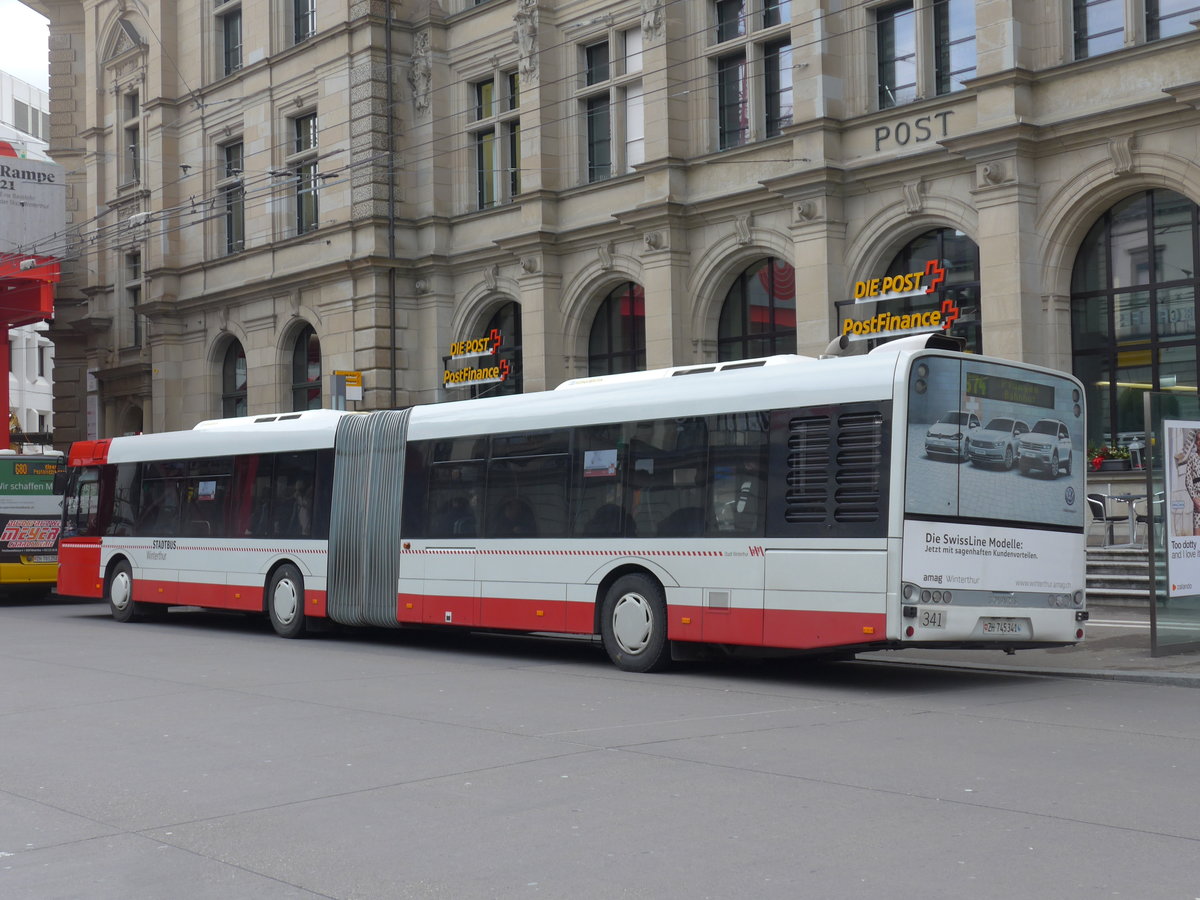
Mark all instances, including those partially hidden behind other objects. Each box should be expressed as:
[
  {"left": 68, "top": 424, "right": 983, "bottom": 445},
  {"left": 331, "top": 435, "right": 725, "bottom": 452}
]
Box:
[
  {"left": 137, "top": 480, "right": 182, "bottom": 536},
  {"left": 402, "top": 444, "right": 429, "bottom": 536},
  {"left": 708, "top": 412, "right": 769, "bottom": 537},
  {"left": 427, "top": 462, "right": 483, "bottom": 538}
]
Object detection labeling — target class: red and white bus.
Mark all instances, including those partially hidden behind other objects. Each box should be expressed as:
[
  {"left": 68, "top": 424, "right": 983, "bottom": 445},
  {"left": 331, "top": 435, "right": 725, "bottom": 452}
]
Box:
[{"left": 56, "top": 335, "right": 1088, "bottom": 671}]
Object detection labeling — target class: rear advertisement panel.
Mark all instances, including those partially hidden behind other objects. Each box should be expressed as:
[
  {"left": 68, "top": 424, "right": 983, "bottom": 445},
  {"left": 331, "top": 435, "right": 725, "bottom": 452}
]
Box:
[
  {"left": 902, "top": 355, "right": 1085, "bottom": 593},
  {"left": 0, "top": 457, "right": 62, "bottom": 566}
]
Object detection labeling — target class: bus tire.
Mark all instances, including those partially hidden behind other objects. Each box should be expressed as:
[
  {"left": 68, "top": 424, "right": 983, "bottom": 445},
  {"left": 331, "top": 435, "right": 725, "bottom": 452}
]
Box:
[
  {"left": 600, "top": 574, "right": 670, "bottom": 673},
  {"left": 267, "top": 563, "right": 306, "bottom": 639},
  {"left": 107, "top": 559, "right": 139, "bottom": 623}
]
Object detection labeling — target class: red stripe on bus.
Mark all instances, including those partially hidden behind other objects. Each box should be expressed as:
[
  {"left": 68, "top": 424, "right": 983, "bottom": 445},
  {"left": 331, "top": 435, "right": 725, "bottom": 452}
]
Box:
[{"left": 669, "top": 606, "right": 887, "bottom": 648}]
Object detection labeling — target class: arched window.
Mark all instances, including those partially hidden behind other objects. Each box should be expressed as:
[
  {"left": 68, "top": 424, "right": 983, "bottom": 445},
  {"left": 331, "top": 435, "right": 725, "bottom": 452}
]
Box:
[
  {"left": 472, "top": 301, "right": 523, "bottom": 398},
  {"left": 588, "top": 282, "right": 645, "bottom": 376},
  {"left": 221, "top": 340, "right": 247, "bottom": 418},
  {"left": 883, "top": 228, "right": 981, "bottom": 353},
  {"left": 291, "top": 325, "right": 322, "bottom": 410},
  {"left": 717, "top": 258, "right": 796, "bottom": 360},
  {"left": 1071, "top": 189, "right": 1200, "bottom": 447}
]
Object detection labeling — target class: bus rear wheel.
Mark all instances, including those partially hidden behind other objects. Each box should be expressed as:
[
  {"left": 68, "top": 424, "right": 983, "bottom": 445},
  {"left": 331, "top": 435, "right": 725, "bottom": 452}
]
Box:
[
  {"left": 107, "top": 559, "right": 140, "bottom": 623},
  {"left": 267, "top": 563, "right": 306, "bottom": 639},
  {"left": 600, "top": 574, "right": 670, "bottom": 673}
]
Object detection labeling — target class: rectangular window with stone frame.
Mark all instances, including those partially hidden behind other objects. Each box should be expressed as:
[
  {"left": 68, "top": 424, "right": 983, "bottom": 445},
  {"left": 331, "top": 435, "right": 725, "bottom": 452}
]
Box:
[
  {"left": 1074, "top": 0, "right": 1200, "bottom": 59},
  {"left": 576, "top": 27, "right": 644, "bottom": 183},
  {"left": 875, "top": 0, "right": 975, "bottom": 110},
  {"left": 122, "top": 91, "right": 141, "bottom": 184},
  {"left": 219, "top": 141, "right": 245, "bottom": 254},
  {"left": 709, "top": 0, "right": 792, "bottom": 149},
  {"left": 288, "top": 113, "right": 319, "bottom": 235},
  {"left": 293, "top": 0, "right": 316, "bottom": 44},
  {"left": 472, "top": 70, "right": 521, "bottom": 209},
  {"left": 219, "top": 4, "right": 242, "bottom": 77},
  {"left": 124, "top": 251, "right": 143, "bottom": 349}
]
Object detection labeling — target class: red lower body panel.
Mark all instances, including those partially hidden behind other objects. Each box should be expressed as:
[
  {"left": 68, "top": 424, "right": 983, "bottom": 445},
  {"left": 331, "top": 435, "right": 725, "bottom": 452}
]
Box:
[{"left": 57, "top": 540, "right": 103, "bottom": 598}]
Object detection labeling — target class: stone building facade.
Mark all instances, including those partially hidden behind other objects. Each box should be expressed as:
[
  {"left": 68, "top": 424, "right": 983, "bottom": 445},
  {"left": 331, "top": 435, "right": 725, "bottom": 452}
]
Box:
[{"left": 24, "top": 0, "right": 1200, "bottom": 449}]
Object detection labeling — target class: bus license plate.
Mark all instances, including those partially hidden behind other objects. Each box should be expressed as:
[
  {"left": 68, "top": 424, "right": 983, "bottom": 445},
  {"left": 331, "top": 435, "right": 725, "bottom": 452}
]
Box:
[
  {"left": 981, "top": 618, "right": 1025, "bottom": 635},
  {"left": 919, "top": 609, "right": 946, "bottom": 628}
]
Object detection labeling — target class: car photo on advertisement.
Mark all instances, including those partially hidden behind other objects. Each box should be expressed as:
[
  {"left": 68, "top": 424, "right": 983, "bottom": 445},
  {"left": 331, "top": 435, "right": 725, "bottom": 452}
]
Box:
[
  {"left": 924, "top": 410, "right": 980, "bottom": 460},
  {"left": 967, "top": 417, "right": 1030, "bottom": 470},
  {"left": 1018, "top": 418, "right": 1074, "bottom": 477}
]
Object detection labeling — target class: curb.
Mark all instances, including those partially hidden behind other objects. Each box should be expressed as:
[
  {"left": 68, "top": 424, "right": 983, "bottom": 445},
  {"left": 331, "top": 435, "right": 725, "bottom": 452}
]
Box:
[{"left": 857, "top": 655, "right": 1200, "bottom": 688}]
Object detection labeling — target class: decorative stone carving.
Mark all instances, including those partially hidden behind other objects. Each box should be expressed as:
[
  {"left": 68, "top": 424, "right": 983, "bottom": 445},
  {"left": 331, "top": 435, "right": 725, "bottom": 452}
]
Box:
[
  {"left": 513, "top": 0, "right": 539, "bottom": 85},
  {"left": 407, "top": 32, "right": 432, "bottom": 117},
  {"left": 598, "top": 242, "right": 614, "bottom": 270},
  {"left": 979, "top": 163, "right": 1007, "bottom": 185},
  {"left": 483, "top": 264, "right": 499, "bottom": 291},
  {"left": 643, "top": 231, "right": 664, "bottom": 251},
  {"left": 902, "top": 179, "right": 924, "bottom": 214},
  {"left": 521, "top": 256, "right": 540, "bottom": 274},
  {"left": 735, "top": 214, "right": 753, "bottom": 245},
  {"left": 793, "top": 200, "right": 818, "bottom": 223},
  {"left": 414, "top": 278, "right": 429, "bottom": 294},
  {"left": 640, "top": 0, "right": 664, "bottom": 42},
  {"left": 1109, "top": 135, "right": 1134, "bottom": 175}
]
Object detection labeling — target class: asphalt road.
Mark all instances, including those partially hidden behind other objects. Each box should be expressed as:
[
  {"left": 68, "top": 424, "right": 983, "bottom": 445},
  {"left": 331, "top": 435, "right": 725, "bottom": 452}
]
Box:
[{"left": 2, "top": 598, "right": 1198, "bottom": 900}]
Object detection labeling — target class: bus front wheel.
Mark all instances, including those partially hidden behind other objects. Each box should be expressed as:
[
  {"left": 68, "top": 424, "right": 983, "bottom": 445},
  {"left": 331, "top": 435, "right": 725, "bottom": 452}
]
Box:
[
  {"left": 267, "top": 563, "right": 306, "bottom": 639},
  {"left": 107, "top": 559, "right": 139, "bottom": 623},
  {"left": 600, "top": 574, "right": 670, "bottom": 673}
]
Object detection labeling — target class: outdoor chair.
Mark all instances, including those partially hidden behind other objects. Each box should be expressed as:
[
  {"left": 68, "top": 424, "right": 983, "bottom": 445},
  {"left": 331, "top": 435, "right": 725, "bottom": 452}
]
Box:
[{"left": 1087, "top": 492, "right": 1126, "bottom": 547}]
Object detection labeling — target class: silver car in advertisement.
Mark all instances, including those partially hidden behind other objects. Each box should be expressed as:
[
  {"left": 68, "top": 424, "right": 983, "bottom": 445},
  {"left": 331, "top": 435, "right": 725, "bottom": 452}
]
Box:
[
  {"left": 924, "top": 410, "right": 980, "bottom": 460},
  {"left": 1018, "top": 418, "right": 1074, "bottom": 477},
  {"left": 967, "top": 417, "right": 1030, "bottom": 470}
]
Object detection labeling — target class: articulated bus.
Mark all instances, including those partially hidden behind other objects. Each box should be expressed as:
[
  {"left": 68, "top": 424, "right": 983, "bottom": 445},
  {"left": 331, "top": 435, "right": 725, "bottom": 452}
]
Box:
[
  {"left": 0, "top": 452, "right": 64, "bottom": 595},
  {"left": 56, "top": 335, "right": 1088, "bottom": 671}
]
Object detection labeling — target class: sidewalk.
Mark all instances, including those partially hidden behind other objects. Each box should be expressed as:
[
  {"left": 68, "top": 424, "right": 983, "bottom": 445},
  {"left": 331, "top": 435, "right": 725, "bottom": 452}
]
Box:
[{"left": 857, "top": 605, "right": 1200, "bottom": 687}]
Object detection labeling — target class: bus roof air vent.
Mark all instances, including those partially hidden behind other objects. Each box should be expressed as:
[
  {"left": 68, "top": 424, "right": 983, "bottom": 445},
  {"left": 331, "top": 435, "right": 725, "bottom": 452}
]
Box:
[{"left": 868, "top": 333, "right": 965, "bottom": 356}]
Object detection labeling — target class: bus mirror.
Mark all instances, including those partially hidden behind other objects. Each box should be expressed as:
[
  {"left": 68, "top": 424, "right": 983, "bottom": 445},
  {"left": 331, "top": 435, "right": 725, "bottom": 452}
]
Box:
[{"left": 52, "top": 470, "right": 69, "bottom": 495}]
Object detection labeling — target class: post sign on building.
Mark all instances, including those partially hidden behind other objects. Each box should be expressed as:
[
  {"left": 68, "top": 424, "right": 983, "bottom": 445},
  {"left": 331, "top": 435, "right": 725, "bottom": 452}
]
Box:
[
  {"left": 443, "top": 329, "right": 510, "bottom": 389},
  {"left": 842, "top": 259, "right": 961, "bottom": 342}
]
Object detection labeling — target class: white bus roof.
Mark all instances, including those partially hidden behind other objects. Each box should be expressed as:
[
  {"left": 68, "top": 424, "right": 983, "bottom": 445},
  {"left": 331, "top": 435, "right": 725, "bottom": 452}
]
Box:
[
  {"left": 406, "top": 351, "right": 907, "bottom": 440},
  {"left": 104, "top": 409, "right": 353, "bottom": 463},
  {"left": 93, "top": 340, "right": 1077, "bottom": 461}
]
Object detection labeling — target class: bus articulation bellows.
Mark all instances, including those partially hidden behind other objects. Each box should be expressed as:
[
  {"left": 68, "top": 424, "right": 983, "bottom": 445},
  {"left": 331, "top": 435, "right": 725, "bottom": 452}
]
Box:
[{"left": 56, "top": 335, "right": 1087, "bottom": 671}]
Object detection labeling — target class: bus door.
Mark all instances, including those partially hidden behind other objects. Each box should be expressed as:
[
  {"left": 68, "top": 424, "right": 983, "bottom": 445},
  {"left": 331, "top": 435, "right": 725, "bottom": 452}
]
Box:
[{"left": 417, "top": 455, "right": 482, "bottom": 627}]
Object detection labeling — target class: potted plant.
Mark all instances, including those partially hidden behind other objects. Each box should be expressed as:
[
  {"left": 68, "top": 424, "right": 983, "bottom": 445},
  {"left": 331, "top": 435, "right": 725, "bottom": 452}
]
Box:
[{"left": 1089, "top": 443, "right": 1131, "bottom": 471}]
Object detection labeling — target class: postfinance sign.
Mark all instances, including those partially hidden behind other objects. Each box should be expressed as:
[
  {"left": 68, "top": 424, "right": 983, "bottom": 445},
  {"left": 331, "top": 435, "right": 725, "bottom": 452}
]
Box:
[
  {"left": 843, "top": 259, "right": 960, "bottom": 339},
  {"left": 443, "top": 329, "right": 511, "bottom": 389}
]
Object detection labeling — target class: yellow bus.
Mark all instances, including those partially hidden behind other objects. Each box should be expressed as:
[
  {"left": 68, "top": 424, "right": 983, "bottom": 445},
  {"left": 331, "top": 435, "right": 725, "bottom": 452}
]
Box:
[{"left": 0, "top": 453, "right": 64, "bottom": 595}]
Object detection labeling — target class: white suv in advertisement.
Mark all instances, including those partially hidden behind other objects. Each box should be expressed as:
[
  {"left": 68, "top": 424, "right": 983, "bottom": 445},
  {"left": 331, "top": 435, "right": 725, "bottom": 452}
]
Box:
[
  {"left": 1018, "top": 419, "right": 1074, "bottom": 477},
  {"left": 967, "top": 417, "right": 1030, "bottom": 470},
  {"left": 924, "top": 410, "right": 980, "bottom": 460}
]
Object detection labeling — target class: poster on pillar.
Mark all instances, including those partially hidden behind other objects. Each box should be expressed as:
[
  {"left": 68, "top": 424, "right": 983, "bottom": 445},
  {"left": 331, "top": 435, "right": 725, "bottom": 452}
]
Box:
[{"left": 1164, "top": 421, "right": 1200, "bottom": 598}]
